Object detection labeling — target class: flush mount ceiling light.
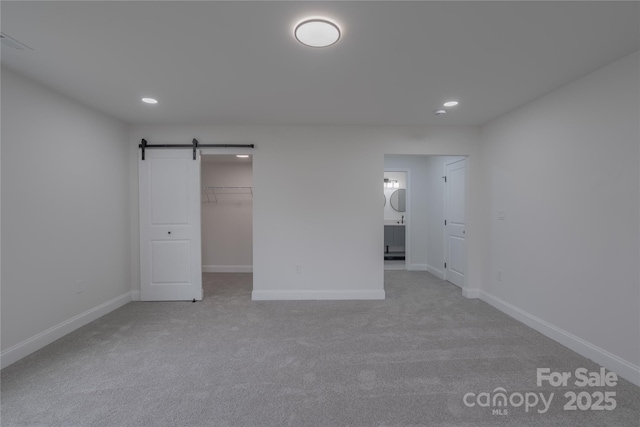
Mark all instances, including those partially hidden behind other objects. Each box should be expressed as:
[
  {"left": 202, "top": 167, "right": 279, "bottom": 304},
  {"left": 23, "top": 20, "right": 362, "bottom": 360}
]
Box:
[
  {"left": 443, "top": 101, "right": 459, "bottom": 107},
  {"left": 236, "top": 155, "right": 250, "bottom": 158},
  {"left": 142, "top": 97, "right": 158, "bottom": 104},
  {"left": 294, "top": 17, "right": 341, "bottom": 48}
]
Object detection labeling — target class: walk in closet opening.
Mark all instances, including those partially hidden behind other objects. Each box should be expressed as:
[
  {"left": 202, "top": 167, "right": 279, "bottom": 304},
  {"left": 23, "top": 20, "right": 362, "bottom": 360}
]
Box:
[{"left": 201, "top": 154, "right": 254, "bottom": 278}]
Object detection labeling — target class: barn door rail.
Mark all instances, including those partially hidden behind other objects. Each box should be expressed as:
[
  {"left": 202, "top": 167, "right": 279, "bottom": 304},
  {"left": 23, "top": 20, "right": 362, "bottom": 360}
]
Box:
[{"left": 139, "top": 138, "right": 255, "bottom": 160}]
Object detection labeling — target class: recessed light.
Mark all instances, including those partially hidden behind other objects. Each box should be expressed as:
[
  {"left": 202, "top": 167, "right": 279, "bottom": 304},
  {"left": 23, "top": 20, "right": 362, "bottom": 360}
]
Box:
[
  {"left": 294, "top": 18, "right": 341, "bottom": 48},
  {"left": 435, "top": 109, "right": 447, "bottom": 115},
  {"left": 142, "top": 97, "right": 158, "bottom": 104},
  {"left": 443, "top": 101, "right": 459, "bottom": 107},
  {"left": 236, "top": 155, "right": 250, "bottom": 158}
]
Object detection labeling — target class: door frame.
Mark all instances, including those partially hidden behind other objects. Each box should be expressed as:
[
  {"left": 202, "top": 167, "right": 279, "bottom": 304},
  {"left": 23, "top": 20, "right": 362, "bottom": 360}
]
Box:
[{"left": 200, "top": 147, "right": 255, "bottom": 290}]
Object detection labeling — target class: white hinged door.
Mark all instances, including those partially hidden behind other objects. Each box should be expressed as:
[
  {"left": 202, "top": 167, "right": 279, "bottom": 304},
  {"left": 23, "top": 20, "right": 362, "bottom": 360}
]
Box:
[{"left": 444, "top": 158, "right": 466, "bottom": 288}]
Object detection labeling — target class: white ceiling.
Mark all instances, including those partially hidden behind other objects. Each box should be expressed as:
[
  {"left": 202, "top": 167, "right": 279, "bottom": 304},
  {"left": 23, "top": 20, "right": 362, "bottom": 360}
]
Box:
[{"left": 2, "top": 1, "right": 638, "bottom": 126}]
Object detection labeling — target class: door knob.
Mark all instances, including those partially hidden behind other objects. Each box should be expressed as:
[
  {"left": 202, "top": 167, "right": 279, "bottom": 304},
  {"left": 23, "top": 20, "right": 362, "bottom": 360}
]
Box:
[{"left": 168, "top": 231, "right": 171, "bottom": 235}]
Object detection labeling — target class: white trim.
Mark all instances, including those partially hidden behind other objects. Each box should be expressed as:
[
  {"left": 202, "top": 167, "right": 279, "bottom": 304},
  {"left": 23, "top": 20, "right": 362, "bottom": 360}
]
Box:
[
  {"left": 252, "top": 289, "right": 386, "bottom": 301},
  {"left": 202, "top": 265, "right": 253, "bottom": 273},
  {"left": 426, "top": 264, "right": 445, "bottom": 279},
  {"left": 461, "top": 287, "right": 480, "bottom": 299},
  {"left": 131, "top": 290, "right": 141, "bottom": 301},
  {"left": 480, "top": 291, "right": 640, "bottom": 387},
  {"left": 407, "top": 263, "right": 427, "bottom": 271},
  {"left": 1, "top": 292, "right": 132, "bottom": 369}
]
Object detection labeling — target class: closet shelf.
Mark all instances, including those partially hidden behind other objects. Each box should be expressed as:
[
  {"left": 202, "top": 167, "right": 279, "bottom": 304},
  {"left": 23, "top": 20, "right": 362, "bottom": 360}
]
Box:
[{"left": 202, "top": 186, "right": 253, "bottom": 203}]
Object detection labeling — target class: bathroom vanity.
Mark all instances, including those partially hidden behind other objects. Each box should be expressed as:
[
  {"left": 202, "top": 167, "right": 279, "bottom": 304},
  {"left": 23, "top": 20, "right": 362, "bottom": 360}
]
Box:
[{"left": 384, "top": 224, "right": 405, "bottom": 260}]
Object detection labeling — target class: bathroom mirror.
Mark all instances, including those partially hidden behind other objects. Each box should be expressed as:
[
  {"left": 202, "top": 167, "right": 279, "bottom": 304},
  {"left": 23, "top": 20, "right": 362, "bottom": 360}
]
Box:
[{"left": 390, "top": 189, "right": 406, "bottom": 212}]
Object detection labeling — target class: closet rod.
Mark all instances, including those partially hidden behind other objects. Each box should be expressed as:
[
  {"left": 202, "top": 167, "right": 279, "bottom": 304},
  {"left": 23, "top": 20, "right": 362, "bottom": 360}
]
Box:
[{"left": 139, "top": 138, "right": 254, "bottom": 160}]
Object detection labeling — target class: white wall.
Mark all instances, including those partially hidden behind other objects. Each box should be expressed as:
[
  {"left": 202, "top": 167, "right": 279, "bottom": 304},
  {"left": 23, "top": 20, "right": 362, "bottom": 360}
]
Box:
[
  {"left": 480, "top": 51, "right": 640, "bottom": 382},
  {"left": 130, "top": 126, "right": 482, "bottom": 300},
  {"left": 1, "top": 68, "right": 131, "bottom": 366},
  {"left": 201, "top": 160, "right": 253, "bottom": 271}
]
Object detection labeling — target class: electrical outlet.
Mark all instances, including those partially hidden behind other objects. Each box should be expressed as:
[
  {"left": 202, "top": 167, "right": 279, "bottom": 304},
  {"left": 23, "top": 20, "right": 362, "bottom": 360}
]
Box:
[
  {"left": 497, "top": 270, "right": 503, "bottom": 282},
  {"left": 498, "top": 210, "right": 506, "bottom": 220},
  {"left": 295, "top": 264, "right": 302, "bottom": 274},
  {"left": 76, "top": 280, "right": 83, "bottom": 294}
]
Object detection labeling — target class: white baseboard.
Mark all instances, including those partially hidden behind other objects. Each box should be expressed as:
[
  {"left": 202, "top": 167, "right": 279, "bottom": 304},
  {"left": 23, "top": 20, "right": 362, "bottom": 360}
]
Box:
[
  {"left": 202, "top": 265, "right": 253, "bottom": 273},
  {"left": 480, "top": 291, "right": 640, "bottom": 387},
  {"left": 252, "top": 289, "right": 386, "bottom": 301},
  {"left": 131, "top": 290, "right": 141, "bottom": 301},
  {"left": 407, "top": 263, "right": 428, "bottom": 271},
  {"left": 462, "top": 287, "right": 480, "bottom": 299},
  {"left": 426, "top": 264, "right": 445, "bottom": 279},
  {"left": 1, "top": 292, "right": 132, "bottom": 370}
]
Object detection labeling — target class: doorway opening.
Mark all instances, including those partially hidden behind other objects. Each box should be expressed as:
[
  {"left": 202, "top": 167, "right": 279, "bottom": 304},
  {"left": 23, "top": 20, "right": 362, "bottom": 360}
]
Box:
[
  {"left": 384, "top": 170, "right": 408, "bottom": 270},
  {"left": 201, "top": 153, "right": 253, "bottom": 296},
  {"left": 383, "top": 155, "right": 467, "bottom": 288}
]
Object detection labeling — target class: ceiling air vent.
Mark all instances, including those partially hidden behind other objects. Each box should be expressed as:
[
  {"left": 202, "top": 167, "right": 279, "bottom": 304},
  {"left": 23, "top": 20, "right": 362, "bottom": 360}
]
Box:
[{"left": 0, "top": 33, "right": 33, "bottom": 51}]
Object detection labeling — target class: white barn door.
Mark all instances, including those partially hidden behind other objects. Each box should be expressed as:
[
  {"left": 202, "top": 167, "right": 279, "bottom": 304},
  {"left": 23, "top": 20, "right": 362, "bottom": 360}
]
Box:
[
  {"left": 139, "top": 149, "right": 202, "bottom": 301},
  {"left": 444, "top": 158, "right": 466, "bottom": 288}
]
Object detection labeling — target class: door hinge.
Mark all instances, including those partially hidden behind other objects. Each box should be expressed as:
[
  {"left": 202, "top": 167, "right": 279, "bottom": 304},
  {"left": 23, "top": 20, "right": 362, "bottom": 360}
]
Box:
[
  {"left": 444, "top": 262, "right": 447, "bottom": 269},
  {"left": 442, "top": 176, "right": 447, "bottom": 183},
  {"left": 444, "top": 219, "right": 447, "bottom": 226}
]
